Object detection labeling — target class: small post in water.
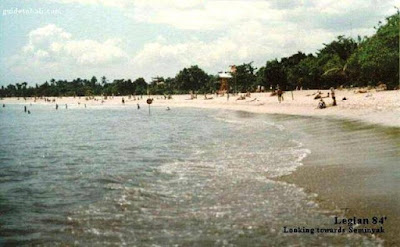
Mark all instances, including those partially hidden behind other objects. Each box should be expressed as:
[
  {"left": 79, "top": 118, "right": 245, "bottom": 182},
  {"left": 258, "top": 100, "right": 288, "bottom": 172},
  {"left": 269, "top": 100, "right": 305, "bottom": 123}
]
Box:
[{"left": 147, "top": 98, "right": 153, "bottom": 115}]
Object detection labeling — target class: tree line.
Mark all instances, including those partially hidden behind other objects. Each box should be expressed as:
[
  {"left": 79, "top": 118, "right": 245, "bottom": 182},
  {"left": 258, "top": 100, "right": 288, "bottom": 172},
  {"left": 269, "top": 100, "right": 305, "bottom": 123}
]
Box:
[{"left": 0, "top": 12, "right": 398, "bottom": 98}]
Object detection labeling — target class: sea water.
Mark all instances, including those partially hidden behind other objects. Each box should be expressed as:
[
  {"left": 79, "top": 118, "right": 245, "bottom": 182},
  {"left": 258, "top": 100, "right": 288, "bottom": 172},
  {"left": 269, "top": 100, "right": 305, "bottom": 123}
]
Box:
[{"left": 0, "top": 104, "right": 382, "bottom": 246}]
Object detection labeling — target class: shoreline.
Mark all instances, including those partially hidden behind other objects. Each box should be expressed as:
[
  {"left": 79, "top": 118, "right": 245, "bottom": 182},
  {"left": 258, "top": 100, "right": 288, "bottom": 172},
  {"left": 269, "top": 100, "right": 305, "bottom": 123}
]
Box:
[
  {"left": 2, "top": 90, "right": 399, "bottom": 245},
  {"left": 2, "top": 89, "right": 399, "bottom": 128}
]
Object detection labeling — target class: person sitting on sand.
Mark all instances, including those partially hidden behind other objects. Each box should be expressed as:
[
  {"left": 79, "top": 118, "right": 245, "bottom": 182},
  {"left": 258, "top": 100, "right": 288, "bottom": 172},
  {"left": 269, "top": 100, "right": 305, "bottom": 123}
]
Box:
[
  {"left": 204, "top": 94, "right": 213, "bottom": 100},
  {"left": 318, "top": 99, "right": 326, "bottom": 109},
  {"left": 237, "top": 95, "right": 246, "bottom": 100},
  {"left": 314, "top": 91, "right": 322, "bottom": 99}
]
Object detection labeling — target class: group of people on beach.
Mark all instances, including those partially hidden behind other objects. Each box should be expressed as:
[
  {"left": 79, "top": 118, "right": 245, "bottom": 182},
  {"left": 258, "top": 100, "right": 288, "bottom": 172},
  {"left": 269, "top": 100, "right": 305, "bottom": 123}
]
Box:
[
  {"left": 271, "top": 84, "right": 337, "bottom": 109},
  {"left": 317, "top": 87, "right": 337, "bottom": 109},
  {"left": 4, "top": 86, "right": 342, "bottom": 114}
]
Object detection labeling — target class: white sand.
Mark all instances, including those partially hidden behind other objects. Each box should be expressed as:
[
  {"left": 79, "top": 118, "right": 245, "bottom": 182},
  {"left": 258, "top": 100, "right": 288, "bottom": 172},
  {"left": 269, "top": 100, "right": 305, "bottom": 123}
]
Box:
[{"left": 3, "top": 89, "right": 400, "bottom": 127}]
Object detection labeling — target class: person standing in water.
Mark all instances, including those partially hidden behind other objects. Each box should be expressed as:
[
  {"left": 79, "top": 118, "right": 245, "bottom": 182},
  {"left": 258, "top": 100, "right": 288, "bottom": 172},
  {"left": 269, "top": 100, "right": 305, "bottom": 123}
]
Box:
[
  {"left": 56, "top": 104, "right": 58, "bottom": 110},
  {"left": 137, "top": 103, "right": 140, "bottom": 109},
  {"left": 65, "top": 104, "right": 68, "bottom": 109},
  {"left": 24, "top": 106, "right": 27, "bottom": 112}
]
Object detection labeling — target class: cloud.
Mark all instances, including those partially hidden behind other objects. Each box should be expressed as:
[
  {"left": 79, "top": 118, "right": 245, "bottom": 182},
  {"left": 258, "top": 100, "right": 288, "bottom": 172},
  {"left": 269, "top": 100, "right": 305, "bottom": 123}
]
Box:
[
  {"left": 23, "top": 24, "right": 128, "bottom": 66},
  {"left": 46, "top": 0, "right": 132, "bottom": 8},
  {"left": 58, "top": 39, "right": 128, "bottom": 66},
  {"left": 131, "top": 20, "right": 341, "bottom": 79},
  {"left": 44, "top": 0, "right": 398, "bottom": 32},
  {"left": 128, "top": 0, "right": 398, "bottom": 78},
  {"left": 4, "top": 0, "right": 398, "bottom": 83},
  {"left": 285, "top": 0, "right": 397, "bottom": 33},
  {"left": 6, "top": 24, "right": 129, "bottom": 81},
  {"left": 129, "top": 1, "right": 282, "bottom": 30}
]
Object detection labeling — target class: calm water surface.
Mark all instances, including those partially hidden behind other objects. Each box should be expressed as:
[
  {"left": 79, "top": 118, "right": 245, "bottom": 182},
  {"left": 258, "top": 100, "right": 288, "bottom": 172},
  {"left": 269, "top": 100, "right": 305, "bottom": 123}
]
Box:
[{"left": 0, "top": 104, "right": 389, "bottom": 246}]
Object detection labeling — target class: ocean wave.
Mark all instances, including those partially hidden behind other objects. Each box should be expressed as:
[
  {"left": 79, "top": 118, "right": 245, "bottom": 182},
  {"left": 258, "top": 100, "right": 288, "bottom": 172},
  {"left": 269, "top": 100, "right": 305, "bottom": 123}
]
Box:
[{"left": 263, "top": 121, "right": 286, "bottom": 131}]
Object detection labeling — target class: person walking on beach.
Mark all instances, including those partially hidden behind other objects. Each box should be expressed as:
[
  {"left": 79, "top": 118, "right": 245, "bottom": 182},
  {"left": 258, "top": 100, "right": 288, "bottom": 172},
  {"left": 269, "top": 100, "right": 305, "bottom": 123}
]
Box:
[
  {"left": 137, "top": 103, "right": 140, "bottom": 109},
  {"left": 330, "top": 87, "right": 337, "bottom": 106},
  {"left": 277, "top": 89, "right": 283, "bottom": 103},
  {"left": 122, "top": 98, "right": 125, "bottom": 104},
  {"left": 275, "top": 84, "right": 283, "bottom": 103}
]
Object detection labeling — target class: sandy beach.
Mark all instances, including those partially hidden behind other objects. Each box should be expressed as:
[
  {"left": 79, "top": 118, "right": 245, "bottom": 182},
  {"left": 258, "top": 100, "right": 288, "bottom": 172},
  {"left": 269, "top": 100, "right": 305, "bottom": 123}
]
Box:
[
  {"left": 3, "top": 89, "right": 399, "bottom": 127},
  {"left": 2, "top": 89, "right": 399, "bottom": 246},
  {"left": 156, "top": 89, "right": 400, "bottom": 128}
]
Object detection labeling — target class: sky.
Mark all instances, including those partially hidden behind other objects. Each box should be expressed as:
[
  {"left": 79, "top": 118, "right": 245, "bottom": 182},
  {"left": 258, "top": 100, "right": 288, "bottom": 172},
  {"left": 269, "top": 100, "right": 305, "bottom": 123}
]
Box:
[{"left": 0, "top": 0, "right": 398, "bottom": 86}]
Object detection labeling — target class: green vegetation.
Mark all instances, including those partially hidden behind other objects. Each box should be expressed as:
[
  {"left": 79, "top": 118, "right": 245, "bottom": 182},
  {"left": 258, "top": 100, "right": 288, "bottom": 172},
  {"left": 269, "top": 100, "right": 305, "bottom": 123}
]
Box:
[{"left": 0, "top": 12, "right": 398, "bottom": 97}]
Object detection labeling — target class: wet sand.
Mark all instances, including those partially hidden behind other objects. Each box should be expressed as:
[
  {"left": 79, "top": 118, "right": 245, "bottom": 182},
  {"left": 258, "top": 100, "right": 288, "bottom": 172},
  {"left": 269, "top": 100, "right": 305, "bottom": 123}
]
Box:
[
  {"left": 278, "top": 165, "right": 399, "bottom": 246},
  {"left": 275, "top": 118, "right": 400, "bottom": 246}
]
